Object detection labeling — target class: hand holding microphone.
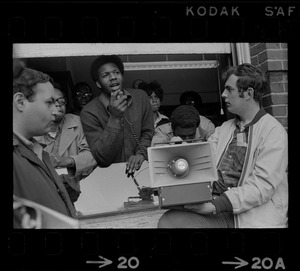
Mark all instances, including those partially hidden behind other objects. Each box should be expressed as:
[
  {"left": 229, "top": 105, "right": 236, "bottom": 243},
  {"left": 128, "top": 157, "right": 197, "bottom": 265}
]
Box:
[
  {"left": 108, "top": 90, "right": 128, "bottom": 119},
  {"left": 116, "top": 90, "right": 124, "bottom": 100}
]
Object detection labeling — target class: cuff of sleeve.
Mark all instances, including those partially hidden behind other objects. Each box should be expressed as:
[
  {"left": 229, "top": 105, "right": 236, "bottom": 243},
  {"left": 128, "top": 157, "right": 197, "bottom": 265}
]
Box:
[
  {"left": 66, "top": 157, "right": 76, "bottom": 176},
  {"left": 136, "top": 149, "right": 147, "bottom": 160},
  {"left": 69, "top": 157, "right": 76, "bottom": 167},
  {"left": 212, "top": 193, "right": 233, "bottom": 213}
]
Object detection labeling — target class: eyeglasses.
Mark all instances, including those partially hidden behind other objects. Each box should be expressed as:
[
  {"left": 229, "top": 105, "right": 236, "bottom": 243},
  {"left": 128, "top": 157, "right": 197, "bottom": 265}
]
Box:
[
  {"left": 54, "top": 97, "right": 67, "bottom": 106},
  {"left": 76, "top": 92, "right": 92, "bottom": 98},
  {"left": 185, "top": 100, "right": 195, "bottom": 106}
]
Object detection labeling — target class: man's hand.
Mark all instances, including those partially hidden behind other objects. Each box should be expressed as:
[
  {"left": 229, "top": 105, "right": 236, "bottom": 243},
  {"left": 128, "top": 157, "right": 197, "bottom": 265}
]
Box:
[
  {"left": 49, "top": 153, "right": 75, "bottom": 168},
  {"left": 125, "top": 154, "right": 145, "bottom": 177},
  {"left": 183, "top": 202, "right": 215, "bottom": 215},
  {"left": 108, "top": 90, "right": 128, "bottom": 119}
]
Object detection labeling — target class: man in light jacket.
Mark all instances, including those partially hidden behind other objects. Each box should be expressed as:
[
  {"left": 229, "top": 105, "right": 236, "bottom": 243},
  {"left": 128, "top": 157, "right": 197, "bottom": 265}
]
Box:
[
  {"left": 158, "top": 63, "right": 288, "bottom": 228},
  {"left": 36, "top": 82, "right": 97, "bottom": 203}
]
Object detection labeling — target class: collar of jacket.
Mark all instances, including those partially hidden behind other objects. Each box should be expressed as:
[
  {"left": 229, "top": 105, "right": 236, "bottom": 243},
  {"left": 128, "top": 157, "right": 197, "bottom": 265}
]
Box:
[
  {"left": 13, "top": 132, "right": 47, "bottom": 151},
  {"left": 57, "top": 115, "right": 79, "bottom": 156},
  {"left": 234, "top": 107, "right": 267, "bottom": 128},
  {"left": 13, "top": 133, "right": 53, "bottom": 176}
]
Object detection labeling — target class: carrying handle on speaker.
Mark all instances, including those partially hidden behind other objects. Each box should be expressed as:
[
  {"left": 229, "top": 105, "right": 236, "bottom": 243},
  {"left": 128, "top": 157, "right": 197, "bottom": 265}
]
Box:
[{"left": 153, "top": 138, "right": 203, "bottom": 146}]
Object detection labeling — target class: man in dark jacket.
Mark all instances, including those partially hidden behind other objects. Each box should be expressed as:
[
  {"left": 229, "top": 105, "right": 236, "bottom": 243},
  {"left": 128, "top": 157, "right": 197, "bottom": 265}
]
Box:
[
  {"left": 81, "top": 55, "right": 154, "bottom": 177},
  {"left": 13, "top": 61, "right": 77, "bottom": 227}
]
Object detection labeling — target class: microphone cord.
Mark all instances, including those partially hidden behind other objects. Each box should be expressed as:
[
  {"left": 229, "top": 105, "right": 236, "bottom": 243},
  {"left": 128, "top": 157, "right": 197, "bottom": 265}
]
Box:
[{"left": 124, "top": 115, "right": 148, "bottom": 161}]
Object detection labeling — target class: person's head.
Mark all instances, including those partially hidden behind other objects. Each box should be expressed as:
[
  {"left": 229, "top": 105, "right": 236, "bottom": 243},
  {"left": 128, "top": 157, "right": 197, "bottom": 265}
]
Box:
[
  {"left": 221, "top": 63, "right": 269, "bottom": 115},
  {"left": 73, "top": 82, "right": 93, "bottom": 110},
  {"left": 147, "top": 81, "right": 164, "bottom": 113},
  {"left": 13, "top": 62, "right": 58, "bottom": 138},
  {"left": 91, "top": 55, "right": 124, "bottom": 96},
  {"left": 179, "top": 91, "right": 203, "bottom": 113},
  {"left": 170, "top": 105, "right": 200, "bottom": 140},
  {"left": 132, "top": 79, "right": 145, "bottom": 89},
  {"left": 140, "top": 80, "right": 164, "bottom": 113},
  {"left": 52, "top": 82, "right": 67, "bottom": 124}
]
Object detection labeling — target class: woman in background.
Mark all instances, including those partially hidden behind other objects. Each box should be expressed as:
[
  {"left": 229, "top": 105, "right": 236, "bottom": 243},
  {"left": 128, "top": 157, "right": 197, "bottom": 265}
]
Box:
[{"left": 139, "top": 81, "right": 171, "bottom": 146}]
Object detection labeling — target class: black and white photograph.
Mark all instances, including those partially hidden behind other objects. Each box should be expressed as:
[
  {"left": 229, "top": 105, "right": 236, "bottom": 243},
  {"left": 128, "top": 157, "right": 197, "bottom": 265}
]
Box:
[
  {"left": 13, "top": 42, "right": 288, "bottom": 229},
  {"left": 8, "top": 0, "right": 297, "bottom": 269}
]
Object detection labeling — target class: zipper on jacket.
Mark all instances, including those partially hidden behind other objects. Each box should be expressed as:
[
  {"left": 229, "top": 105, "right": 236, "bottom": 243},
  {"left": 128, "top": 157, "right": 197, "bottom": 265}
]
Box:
[
  {"left": 237, "top": 126, "right": 253, "bottom": 187},
  {"left": 234, "top": 125, "right": 253, "bottom": 228}
]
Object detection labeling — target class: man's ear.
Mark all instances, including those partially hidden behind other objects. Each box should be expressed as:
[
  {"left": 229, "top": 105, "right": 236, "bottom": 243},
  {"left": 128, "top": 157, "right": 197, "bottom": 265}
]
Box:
[
  {"left": 96, "top": 81, "right": 102, "bottom": 89},
  {"left": 245, "top": 87, "right": 254, "bottom": 100},
  {"left": 13, "top": 92, "right": 27, "bottom": 111}
]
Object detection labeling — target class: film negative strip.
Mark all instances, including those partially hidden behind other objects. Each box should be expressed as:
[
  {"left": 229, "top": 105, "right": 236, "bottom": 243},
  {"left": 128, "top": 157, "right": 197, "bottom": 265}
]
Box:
[
  {"left": 7, "top": 0, "right": 299, "bottom": 270},
  {"left": 3, "top": 1, "right": 299, "bottom": 41}
]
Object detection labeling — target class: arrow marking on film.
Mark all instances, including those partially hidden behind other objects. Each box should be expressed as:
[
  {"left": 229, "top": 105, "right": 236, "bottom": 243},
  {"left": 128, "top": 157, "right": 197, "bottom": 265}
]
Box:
[
  {"left": 222, "top": 257, "right": 248, "bottom": 269},
  {"left": 86, "top": 255, "right": 113, "bottom": 269}
]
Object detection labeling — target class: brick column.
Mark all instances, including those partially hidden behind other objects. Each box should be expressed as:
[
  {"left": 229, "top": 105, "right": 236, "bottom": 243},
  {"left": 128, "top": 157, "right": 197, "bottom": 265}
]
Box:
[{"left": 249, "top": 43, "right": 288, "bottom": 130}]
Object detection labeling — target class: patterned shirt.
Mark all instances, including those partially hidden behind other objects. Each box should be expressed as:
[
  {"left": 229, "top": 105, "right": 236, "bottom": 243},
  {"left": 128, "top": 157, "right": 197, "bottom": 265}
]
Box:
[{"left": 213, "top": 120, "right": 249, "bottom": 195}]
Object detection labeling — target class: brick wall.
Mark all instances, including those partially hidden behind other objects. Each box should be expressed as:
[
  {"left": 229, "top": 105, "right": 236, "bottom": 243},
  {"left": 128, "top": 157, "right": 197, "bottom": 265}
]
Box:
[{"left": 249, "top": 43, "right": 288, "bottom": 130}]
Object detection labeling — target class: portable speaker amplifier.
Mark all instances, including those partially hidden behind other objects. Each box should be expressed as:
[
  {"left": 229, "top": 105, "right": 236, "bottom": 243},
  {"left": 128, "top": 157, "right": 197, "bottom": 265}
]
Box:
[
  {"left": 148, "top": 142, "right": 217, "bottom": 208},
  {"left": 157, "top": 182, "right": 212, "bottom": 207}
]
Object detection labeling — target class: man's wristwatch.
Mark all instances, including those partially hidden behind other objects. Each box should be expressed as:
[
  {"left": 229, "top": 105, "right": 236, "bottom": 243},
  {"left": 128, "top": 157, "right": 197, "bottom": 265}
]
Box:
[{"left": 211, "top": 204, "right": 217, "bottom": 215}]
